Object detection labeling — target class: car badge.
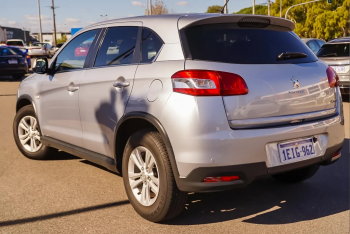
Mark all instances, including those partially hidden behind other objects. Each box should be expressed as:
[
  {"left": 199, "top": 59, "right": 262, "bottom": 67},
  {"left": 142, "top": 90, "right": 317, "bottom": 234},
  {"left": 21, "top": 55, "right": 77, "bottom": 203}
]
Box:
[{"left": 291, "top": 77, "right": 300, "bottom": 89}]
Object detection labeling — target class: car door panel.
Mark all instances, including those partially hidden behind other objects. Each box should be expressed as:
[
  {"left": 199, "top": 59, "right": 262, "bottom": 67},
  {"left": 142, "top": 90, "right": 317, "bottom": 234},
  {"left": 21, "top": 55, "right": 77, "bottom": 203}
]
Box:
[{"left": 78, "top": 23, "right": 141, "bottom": 157}]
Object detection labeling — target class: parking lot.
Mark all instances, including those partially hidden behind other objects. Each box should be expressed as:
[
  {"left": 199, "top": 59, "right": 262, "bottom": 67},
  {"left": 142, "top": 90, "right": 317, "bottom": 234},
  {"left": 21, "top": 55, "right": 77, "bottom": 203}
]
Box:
[{"left": 0, "top": 76, "right": 349, "bottom": 233}]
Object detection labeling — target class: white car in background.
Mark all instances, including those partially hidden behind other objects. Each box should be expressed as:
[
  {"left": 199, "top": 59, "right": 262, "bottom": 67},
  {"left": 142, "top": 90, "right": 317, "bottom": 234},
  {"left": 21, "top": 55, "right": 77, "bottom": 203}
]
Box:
[
  {"left": 27, "top": 43, "right": 51, "bottom": 57},
  {"left": 6, "top": 39, "right": 26, "bottom": 47}
]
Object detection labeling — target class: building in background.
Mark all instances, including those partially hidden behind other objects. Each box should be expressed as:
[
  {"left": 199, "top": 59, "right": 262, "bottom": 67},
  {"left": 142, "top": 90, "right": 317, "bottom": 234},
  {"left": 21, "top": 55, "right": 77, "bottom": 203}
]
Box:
[
  {"left": 31, "top": 32, "right": 71, "bottom": 46},
  {"left": 0, "top": 26, "right": 30, "bottom": 44}
]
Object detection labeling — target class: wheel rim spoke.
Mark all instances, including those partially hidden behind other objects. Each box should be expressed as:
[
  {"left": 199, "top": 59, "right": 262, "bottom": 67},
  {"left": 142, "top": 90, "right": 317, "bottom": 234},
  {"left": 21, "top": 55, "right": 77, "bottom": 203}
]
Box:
[
  {"left": 30, "top": 138, "right": 35, "bottom": 151},
  {"left": 130, "top": 178, "right": 143, "bottom": 189},
  {"left": 141, "top": 183, "right": 150, "bottom": 206},
  {"left": 19, "top": 121, "right": 29, "bottom": 132},
  {"left": 19, "top": 132, "right": 29, "bottom": 140},
  {"left": 149, "top": 181, "right": 159, "bottom": 195},
  {"left": 150, "top": 175, "right": 159, "bottom": 186},
  {"left": 130, "top": 153, "right": 143, "bottom": 170},
  {"left": 20, "top": 135, "right": 31, "bottom": 145},
  {"left": 128, "top": 172, "right": 142, "bottom": 180}
]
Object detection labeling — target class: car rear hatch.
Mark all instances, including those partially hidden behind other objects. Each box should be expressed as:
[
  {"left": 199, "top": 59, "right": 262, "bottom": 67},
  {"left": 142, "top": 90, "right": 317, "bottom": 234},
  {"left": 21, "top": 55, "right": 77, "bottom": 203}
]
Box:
[
  {"left": 178, "top": 15, "right": 337, "bottom": 129},
  {"left": 0, "top": 47, "right": 26, "bottom": 67}
]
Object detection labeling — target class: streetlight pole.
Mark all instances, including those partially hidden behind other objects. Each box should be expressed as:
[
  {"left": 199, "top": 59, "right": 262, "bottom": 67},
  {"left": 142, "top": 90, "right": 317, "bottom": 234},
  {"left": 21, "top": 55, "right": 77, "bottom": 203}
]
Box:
[
  {"left": 253, "top": 0, "right": 255, "bottom": 15},
  {"left": 285, "top": 0, "right": 323, "bottom": 19},
  {"left": 268, "top": 0, "right": 271, "bottom": 16},
  {"left": 51, "top": 0, "right": 57, "bottom": 46},
  {"left": 224, "top": 0, "right": 229, "bottom": 14},
  {"left": 149, "top": 0, "right": 152, "bottom": 15},
  {"left": 37, "top": 0, "right": 43, "bottom": 42},
  {"left": 280, "top": 0, "right": 282, "bottom": 18}
]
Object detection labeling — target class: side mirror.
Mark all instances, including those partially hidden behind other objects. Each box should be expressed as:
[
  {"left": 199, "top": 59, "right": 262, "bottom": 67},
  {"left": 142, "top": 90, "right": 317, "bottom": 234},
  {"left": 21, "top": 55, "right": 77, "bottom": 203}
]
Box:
[{"left": 32, "top": 57, "right": 48, "bottom": 74}]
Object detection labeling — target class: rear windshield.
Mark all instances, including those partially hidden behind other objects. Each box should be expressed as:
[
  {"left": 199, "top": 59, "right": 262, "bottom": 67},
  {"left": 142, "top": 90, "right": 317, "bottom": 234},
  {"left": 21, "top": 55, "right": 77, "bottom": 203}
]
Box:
[
  {"left": 0, "top": 47, "right": 23, "bottom": 55},
  {"left": 7, "top": 41, "right": 24, "bottom": 46},
  {"left": 317, "top": 43, "right": 349, "bottom": 57},
  {"left": 183, "top": 23, "right": 318, "bottom": 64}
]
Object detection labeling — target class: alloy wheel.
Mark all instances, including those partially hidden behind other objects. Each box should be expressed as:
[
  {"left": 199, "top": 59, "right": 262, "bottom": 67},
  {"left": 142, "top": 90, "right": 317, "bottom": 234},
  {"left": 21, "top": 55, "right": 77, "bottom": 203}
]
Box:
[
  {"left": 17, "top": 116, "right": 42, "bottom": 152},
  {"left": 128, "top": 146, "right": 160, "bottom": 206}
]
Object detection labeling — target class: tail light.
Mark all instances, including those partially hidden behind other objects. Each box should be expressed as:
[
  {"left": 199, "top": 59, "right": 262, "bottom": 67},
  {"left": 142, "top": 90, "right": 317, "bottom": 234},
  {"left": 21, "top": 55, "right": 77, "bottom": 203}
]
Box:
[
  {"left": 26, "top": 55, "right": 30, "bottom": 59},
  {"left": 171, "top": 70, "right": 249, "bottom": 96},
  {"left": 326, "top": 67, "right": 339, "bottom": 88}
]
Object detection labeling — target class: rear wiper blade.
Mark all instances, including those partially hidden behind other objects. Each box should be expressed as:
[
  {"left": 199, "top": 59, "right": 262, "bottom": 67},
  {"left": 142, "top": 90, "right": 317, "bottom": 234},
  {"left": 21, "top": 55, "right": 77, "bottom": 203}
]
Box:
[
  {"left": 277, "top": 52, "right": 307, "bottom": 61},
  {"left": 319, "top": 53, "right": 337, "bottom": 57}
]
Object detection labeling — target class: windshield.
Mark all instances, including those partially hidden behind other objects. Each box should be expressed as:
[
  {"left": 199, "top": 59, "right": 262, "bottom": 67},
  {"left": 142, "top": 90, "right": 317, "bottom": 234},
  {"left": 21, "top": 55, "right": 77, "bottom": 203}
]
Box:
[
  {"left": 317, "top": 43, "right": 349, "bottom": 57},
  {"left": 7, "top": 41, "right": 24, "bottom": 46},
  {"left": 183, "top": 23, "right": 318, "bottom": 64},
  {"left": 0, "top": 47, "right": 23, "bottom": 55}
]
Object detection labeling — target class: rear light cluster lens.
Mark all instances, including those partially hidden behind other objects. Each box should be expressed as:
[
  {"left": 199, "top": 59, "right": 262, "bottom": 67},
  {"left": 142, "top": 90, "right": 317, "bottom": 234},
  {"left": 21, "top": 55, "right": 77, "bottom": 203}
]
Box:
[
  {"left": 171, "top": 70, "right": 249, "bottom": 96},
  {"left": 203, "top": 176, "right": 240, "bottom": 183},
  {"left": 326, "top": 67, "right": 339, "bottom": 88}
]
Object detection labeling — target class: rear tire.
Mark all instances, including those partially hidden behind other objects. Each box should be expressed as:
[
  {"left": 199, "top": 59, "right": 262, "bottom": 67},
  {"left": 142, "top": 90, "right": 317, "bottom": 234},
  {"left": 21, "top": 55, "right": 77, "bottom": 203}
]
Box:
[
  {"left": 13, "top": 105, "right": 56, "bottom": 160},
  {"left": 122, "top": 129, "right": 187, "bottom": 222},
  {"left": 272, "top": 164, "right": 320, "bottom": 183}
]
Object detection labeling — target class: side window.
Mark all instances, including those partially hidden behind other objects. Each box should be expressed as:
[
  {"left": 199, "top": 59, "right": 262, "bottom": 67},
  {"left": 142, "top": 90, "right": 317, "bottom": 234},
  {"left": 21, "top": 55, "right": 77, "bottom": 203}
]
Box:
[
  {"left": 55, "top": 30, "right": 97, "bottom": 71},
  {"left": 307, "top": 40, "right": 319, "bottom": 53},
  {"left": 141, "top": 28, "right": 163, "bottom": 63},
  {"left": 94, "top": 27, "right": 138, "bottom": 67}
]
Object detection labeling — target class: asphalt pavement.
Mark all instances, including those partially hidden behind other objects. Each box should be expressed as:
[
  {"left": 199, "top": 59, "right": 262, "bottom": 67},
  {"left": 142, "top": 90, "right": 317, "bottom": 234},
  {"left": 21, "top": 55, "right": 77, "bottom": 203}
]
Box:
[{"left": 0, "top": 77, "right": 349, "bottom": 233}]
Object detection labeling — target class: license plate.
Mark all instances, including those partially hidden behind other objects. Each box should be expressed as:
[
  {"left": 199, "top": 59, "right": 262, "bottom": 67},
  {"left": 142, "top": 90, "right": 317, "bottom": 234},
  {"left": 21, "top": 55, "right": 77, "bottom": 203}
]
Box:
[
  {"left": 278, "top": 138, "right": 316, "bottom": 164},
  {"left": 8, "top": 59, "right": 18, "bottom": 64},
  {"left": 331, "top": 66, "right": 345, "bottom": 73}
]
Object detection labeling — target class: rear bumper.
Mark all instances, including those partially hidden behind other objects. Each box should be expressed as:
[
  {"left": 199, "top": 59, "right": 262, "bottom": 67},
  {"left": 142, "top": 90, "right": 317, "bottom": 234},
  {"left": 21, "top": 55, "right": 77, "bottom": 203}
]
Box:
[
  {"left": 176, "top": 142, "right": 343, "bottom": 192},
  {"left": 28, "top": 51, "right": 47, "bottom": 56},
  {"left": 0, "top": 65, "right": 27, "bottom": 75}
]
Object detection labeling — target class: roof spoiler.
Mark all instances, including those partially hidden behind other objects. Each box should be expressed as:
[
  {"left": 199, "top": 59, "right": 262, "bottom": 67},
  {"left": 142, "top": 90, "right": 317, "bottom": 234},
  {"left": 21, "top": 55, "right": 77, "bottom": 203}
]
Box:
[{"left": 178, "top": 14, "right": 295, "bottom": 31}]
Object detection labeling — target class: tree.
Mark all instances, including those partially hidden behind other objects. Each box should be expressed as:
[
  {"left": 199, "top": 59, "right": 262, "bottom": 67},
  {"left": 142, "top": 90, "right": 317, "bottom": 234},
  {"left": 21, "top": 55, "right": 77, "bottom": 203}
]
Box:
[
  {"left": 206, "top": 5, "right": 222, "bottom": 13},
  {"left": 56, "top": 34, "right": 67, "bottom": 44},
  {"left": 151, "top": 0, "right": 170, "bottom": 15},
  {"left": 234, "top": 5, "right": 268, "bottom": 15}
]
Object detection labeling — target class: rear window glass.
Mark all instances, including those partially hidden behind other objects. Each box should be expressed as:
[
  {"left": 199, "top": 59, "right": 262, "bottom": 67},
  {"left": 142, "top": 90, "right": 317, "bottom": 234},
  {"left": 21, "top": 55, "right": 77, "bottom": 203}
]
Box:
[
  {"left": 317, "top": 43, "right": 349, "bottom": 57},
  {"left": 7, "top": 41, "right": 24, "bottom": 46},
  {"left": 0, "top": 47, "right": 23, "bottom": 55},
  {"left": 183, "top": 23, "right": 317, "bottom": 64},
  {"left": 33, "top": 43, "right": 46, "bottom": 47}
]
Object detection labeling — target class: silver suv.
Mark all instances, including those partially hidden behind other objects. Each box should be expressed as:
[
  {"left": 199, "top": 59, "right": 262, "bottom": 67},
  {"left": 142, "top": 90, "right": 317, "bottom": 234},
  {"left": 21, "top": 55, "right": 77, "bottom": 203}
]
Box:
[{"left": 13, "top": 14, "right": 345, "bottom": 222}]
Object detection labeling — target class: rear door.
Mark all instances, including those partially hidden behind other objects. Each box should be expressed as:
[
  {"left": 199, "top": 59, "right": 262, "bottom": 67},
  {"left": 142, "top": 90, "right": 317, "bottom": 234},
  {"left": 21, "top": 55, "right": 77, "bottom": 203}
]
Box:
[
  {"left": 78, "top": 23, "right": 141, "bottom": 157},
  {"left": 182, "top": 22, "right": 336, "bottom": 127}
]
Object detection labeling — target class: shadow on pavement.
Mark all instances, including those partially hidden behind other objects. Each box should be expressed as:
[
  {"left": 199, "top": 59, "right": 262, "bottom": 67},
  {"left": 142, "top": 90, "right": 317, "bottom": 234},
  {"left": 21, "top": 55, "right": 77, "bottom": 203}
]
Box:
[
  {"left": 0, "top": 200, "right": 129, "bottom": 227},
  {"left": 166, "top": 140, "right": 349, "bottom": 225},
  {"left": 0, "top": 71, "right": 32, "bottom": 82}
]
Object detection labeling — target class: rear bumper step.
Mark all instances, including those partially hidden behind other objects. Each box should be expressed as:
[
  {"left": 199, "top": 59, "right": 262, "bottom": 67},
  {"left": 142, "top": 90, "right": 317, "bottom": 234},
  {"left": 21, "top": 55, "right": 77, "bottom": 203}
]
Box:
[{"left": 229, "top": 108, "right": 337, "bottom": 129}]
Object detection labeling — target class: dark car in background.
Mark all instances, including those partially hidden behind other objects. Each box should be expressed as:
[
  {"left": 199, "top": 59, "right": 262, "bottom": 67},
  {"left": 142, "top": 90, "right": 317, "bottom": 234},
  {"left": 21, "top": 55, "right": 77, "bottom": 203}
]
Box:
[
  {"left": 317, "top": 37, "right": 350, "bottom": 95},
  {"left": 302, "top": 38, "right": 325, "bottom": 54},
  {"left": 0, "top": 46, "right": 28, "bottom": 79}
]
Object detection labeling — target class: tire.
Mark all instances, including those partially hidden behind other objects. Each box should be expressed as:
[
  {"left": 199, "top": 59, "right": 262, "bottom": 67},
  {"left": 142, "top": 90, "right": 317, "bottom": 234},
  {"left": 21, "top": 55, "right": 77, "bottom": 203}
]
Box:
[
  {"left": 12, "top": 74, "right": 24, "bottom": 80},
  {"left": 122, "top": 129, "right": 188, "bottom": 222},
  {"left": 272, "top": 164, "right": 320, "bottom": 183},
  {"left": 13, "top": 105, "right": 56, "bottom": 160}
]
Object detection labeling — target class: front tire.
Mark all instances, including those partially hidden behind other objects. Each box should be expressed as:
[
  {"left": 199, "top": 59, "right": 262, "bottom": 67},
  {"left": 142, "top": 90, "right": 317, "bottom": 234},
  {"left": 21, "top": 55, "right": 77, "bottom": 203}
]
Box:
[
  {"left": 13, "top": 105, "right": 56, "bottom": 160},
  {"left": 122, "top": 129, "right": 187, "bottom": 222},
  {"left": 272, "top": 164, "right": 320, "bottom": 183}
]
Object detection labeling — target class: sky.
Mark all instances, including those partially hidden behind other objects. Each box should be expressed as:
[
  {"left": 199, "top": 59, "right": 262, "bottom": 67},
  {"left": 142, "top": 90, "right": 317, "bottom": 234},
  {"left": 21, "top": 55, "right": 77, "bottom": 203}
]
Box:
[{"left": 0, "top": 0, "right": 267, "bottom": 33}]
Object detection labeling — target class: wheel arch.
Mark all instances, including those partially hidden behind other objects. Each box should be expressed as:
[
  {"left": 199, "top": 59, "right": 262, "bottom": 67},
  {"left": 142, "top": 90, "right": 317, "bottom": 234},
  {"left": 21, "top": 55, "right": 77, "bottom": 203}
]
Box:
[
  {"left": 114, "top": 112, "right": 180, "bottom": 179},
  {"left": 16, "top": 95, "right": 35, "bottom": 112}
]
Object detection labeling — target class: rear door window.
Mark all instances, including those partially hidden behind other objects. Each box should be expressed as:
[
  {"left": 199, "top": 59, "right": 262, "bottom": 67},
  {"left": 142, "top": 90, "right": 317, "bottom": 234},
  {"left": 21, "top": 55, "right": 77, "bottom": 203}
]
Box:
[
  {"left": 94, "top": 27, "right": 138, "bottom": 67},
  {"left": 183, "top": 23, "right": 318, "bottom": 64},
  {"left": 317, "top": 43, "right": 349, "bottom": 57},
  {"left": 141, "top": 28, "right": 163, "bottom": 63}
]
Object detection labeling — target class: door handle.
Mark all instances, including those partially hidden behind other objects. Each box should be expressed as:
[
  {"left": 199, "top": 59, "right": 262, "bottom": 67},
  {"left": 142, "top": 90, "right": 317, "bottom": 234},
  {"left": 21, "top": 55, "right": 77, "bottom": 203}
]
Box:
[
  {"left": 113, "top": 81, "right": 130, "bottom": 88},
  {"left": 67, "top": 83, "right": 79, "bottom": 92}
]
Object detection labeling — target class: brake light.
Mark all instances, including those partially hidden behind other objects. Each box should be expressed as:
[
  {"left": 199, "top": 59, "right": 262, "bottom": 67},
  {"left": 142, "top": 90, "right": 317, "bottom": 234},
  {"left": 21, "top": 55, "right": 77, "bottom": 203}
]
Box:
[
  {"left": 171, "top": 70, "right": 248, "bottom": 96},
  {"left": 326, "top": 67, "right": 339, "bottom": 88},
  {"left": 26, "top": 55, "right": 30, "bottom": 59}
]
